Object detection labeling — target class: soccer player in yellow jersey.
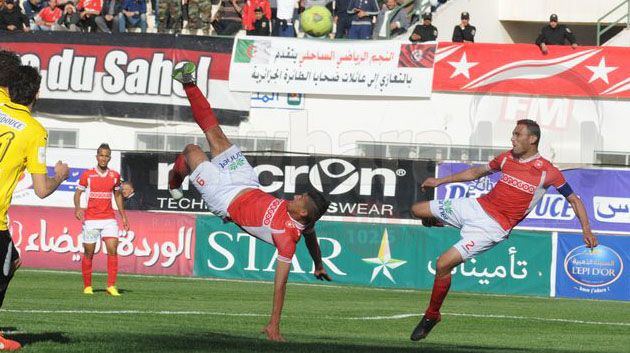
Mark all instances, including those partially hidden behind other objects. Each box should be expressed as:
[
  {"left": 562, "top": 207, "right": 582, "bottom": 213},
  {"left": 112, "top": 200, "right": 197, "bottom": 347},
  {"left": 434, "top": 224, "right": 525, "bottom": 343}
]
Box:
[{"left": 0, "top": 65, "right": 69, "bottom": 351}]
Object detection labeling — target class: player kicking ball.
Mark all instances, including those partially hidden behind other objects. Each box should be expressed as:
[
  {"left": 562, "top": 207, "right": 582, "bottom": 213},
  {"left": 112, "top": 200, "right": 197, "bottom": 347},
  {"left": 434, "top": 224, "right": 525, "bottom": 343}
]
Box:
[
  {"left": 409, "top": 119, "right": 598, "bottom": 341},
  {"left": 168, "top": 62, "right": 331, "bottom": 342}
]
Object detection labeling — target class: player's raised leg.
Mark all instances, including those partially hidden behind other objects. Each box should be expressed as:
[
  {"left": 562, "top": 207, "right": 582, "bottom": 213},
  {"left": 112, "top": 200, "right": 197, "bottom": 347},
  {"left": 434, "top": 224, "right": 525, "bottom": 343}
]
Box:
[
  {"left": 172, "top": 62, "right": 231, "bottom": 156},
  {"left": 411, "top": 247, "right": 463, "bottom": 341}
]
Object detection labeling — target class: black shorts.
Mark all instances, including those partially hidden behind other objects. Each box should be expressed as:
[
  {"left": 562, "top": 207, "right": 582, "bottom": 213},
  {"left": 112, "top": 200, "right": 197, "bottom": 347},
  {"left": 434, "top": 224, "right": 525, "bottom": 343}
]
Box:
[{"left": 0, "top": 229, "right": 19, "bottom": 288}]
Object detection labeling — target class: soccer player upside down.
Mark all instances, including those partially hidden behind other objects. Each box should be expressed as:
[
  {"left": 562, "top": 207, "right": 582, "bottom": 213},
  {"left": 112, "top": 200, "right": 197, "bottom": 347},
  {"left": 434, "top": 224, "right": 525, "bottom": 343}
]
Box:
[{"left": 168, "top": 62, "right": 331, "bottom": 342}]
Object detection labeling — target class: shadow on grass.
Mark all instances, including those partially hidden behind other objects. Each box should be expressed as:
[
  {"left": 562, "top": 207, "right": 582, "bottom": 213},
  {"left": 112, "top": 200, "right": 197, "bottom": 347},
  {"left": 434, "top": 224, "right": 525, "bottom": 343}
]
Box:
[
  {"left": 8, "top": 331, "right": 71, "bottom": 346},
  {"left": 112, "top": 331, "right": 566, "bottom": 353}
]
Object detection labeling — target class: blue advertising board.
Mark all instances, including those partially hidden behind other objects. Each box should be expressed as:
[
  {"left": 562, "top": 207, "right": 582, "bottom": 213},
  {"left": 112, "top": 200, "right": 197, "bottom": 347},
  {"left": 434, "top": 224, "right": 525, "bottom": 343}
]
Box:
[
  {"left": 555, "top": 233, "right": 629, "bottom": 301},
  {"left": 436, "top": 162, "right": 630, "bottom": 234}
]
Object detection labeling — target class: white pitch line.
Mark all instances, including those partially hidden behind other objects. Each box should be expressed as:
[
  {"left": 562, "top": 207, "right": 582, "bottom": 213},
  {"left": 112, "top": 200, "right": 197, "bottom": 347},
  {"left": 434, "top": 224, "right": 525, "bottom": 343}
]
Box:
[{"left": 2, "top": 309, "right": 629, "bottom": 327}]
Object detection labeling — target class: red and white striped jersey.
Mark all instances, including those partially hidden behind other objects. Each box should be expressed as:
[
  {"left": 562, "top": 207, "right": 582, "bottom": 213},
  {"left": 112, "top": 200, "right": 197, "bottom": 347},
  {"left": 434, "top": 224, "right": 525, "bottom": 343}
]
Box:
[
  {"left": 478, "top": 151, "right": 568, "bottom": 231},
  {"left": 227, "top": 189, "right": 304, "bottom": 263},
  {"left": 77, "top": 168, "right": 121, "bottom": 220}
]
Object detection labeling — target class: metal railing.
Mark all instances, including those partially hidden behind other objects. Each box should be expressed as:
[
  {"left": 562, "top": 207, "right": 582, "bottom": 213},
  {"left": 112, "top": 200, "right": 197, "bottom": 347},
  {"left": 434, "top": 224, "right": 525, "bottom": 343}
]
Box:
[{"left": 596, "top": 0, "right": 630, "bottom": 45}]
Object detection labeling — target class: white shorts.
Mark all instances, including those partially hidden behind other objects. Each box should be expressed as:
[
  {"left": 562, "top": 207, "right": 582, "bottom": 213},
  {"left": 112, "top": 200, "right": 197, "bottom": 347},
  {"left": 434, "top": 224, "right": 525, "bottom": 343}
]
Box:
[
  {"left": 429, "top": 198, "right": 509, "bottom": 261},
  {"left": 82, "top": 219, "right": 119, "bottom": 244},
  {"left": 189, "top": 145, "right": 260, "bottom": 218}
]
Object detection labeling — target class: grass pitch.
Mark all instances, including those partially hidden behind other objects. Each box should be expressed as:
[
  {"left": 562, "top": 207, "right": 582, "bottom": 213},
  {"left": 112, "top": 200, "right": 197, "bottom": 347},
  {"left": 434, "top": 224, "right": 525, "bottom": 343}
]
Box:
[{"left": 1, "top": 270, "right": 628, "bottom": 353}]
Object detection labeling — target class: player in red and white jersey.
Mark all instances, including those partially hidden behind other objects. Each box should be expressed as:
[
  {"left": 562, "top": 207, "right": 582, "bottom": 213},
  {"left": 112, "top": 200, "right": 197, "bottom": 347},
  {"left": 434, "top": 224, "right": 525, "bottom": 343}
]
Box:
[
  {"left": 409, "top": 119, "right": 598, "bottom": 341},
  {"left": 168, "top": 63, "right": 331, "bottom": 342},
  {"left": 74, "top": 143, "right": 129, "bottom": 297}
]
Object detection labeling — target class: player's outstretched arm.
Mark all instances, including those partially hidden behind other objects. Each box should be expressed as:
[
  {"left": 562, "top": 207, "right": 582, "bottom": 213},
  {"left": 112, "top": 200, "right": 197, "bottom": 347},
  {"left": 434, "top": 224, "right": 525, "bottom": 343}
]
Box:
[
  {"left": 303, "top": 229, "right": 331, "bottom": 281},
  {"left": 421, "top": 165, "right": 491, "bottom": 190},
  {"left": 566, "top": 193, "right": 598, "bottom": 248},
  {"left": 114, "top": 190, "right": 130, "bottom": 231},
  {"left": 32, "top": 161, "right": 69, "bottom": 199},
  {"left": 262, "top": 260, "right": 291, "bottom": 342}
]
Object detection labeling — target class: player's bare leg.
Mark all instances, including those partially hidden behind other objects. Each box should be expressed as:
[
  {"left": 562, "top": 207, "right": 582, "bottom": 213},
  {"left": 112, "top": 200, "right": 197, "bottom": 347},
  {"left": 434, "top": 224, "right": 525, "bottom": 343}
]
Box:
[
  {"left": 411, "top": 201, "right": 444, "bottom": 227},
  {"left": 82, "top": 243, "right": 96, "bottom": 294},
  {"left": 169, "top": 62, "right": 233, "bottom": 197},
  {"left": 411, "top": 247, "right": 463, "bottom": 341},
  {"left": 104, "top": 238, "right": 120, "bottom": 296}
]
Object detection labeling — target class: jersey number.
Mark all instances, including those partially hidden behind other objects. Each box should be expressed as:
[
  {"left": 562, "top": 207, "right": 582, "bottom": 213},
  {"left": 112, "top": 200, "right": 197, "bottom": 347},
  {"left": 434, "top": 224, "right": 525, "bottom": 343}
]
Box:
[{"left": 0, "top": 131, "right": 15, "bottom": 163}]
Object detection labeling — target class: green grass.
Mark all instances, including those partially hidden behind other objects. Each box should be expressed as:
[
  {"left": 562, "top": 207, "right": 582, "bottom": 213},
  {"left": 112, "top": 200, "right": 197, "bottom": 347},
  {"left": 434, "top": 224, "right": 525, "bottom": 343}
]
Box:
[{"left": 1, "top": 269, "right": 629, "bottom": 353}]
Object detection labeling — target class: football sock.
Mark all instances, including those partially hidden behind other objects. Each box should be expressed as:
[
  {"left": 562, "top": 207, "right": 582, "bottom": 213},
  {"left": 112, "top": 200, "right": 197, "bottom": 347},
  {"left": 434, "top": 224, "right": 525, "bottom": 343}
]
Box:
[
  {"left": 107, "top": 254, "right": 118, "bottom": 287},
  {"left": 82, "top": 256, "right": 93, "bottom": 288},
  {"left": 169, "top": 153, "right": 189, "bottom": 190},
  {"left": 184, "top": 84, "right": 218, "bottom": 132},
  {"left": 425, "top": 273, "right": 452, "bottom": 320}
]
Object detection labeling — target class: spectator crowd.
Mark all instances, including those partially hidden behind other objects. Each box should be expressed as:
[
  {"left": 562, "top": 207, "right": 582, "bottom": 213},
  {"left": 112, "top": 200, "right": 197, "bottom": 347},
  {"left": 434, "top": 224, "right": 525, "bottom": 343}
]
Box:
[{"left": 1, "top": 0, "right": 579, "bottom": 52}]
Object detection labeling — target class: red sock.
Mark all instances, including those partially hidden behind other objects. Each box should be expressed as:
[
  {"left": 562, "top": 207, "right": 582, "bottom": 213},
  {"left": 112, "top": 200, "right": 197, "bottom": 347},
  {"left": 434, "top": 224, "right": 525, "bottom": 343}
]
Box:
[
  {"left": 425, "top": 274, "right": 452, "bottom": 320},
  {"left": 184, "top": 84, "right": 218, "bottom": 132},
  {"left": 169, "top": 153, "right": 189, "bottom": 190},
  {"left": 82, "top": 256, "right": 92, "bottom": 288},
  {"left": 107, "top": 254, "right": 118, "bottom": 287}
]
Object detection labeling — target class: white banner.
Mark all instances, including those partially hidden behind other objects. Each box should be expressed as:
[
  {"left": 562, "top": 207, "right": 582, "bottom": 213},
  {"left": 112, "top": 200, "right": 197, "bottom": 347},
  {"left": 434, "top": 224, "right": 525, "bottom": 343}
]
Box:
[
  {"left": 230, "top": 36, "right": 436, "bottom": 97},
  {"left": 12, "top": 148, "right": 121, "bottom": 208}
]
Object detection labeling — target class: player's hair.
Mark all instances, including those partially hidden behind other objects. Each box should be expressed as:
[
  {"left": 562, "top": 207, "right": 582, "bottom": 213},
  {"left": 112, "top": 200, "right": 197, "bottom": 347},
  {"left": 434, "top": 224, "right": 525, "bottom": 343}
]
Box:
[
  {"left": 8, "top": 65, "right": 41, "bottom": 107},
  {"left": 0, "top": 50, "right": 21, "bottom": 87},
  {"left": 303, "top": 190, "right": 331, "bottom": 226},
  {"left": 517, "top": 119, "right": 541, "bottom": 146},
  {"left": 97, "top": 143, "right": 111, "bottom": 153}
]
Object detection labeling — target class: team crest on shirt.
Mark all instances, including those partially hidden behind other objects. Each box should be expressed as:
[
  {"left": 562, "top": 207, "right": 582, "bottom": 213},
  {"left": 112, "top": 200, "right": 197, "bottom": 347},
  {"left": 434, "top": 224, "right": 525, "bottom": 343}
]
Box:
[
  {"left": 285, "top": 220, "right": 295, "bottom": 228},
  {"left": 534, "top": 160, "right": 544, "bottom": 169}
]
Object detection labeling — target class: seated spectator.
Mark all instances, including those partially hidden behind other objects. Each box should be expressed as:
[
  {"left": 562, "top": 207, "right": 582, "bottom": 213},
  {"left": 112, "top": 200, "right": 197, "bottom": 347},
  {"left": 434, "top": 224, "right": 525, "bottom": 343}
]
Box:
[
  {"left": 409, "top": 12, "right": 437, "bottom": 43},
  {"left": 452, "top": 11, "right": 475, "bottom": 42},
  {"left": 373, "top": 0, "right": 408, "bottom": 39},
  {"left": 210, "top": 3, "right": 241, "bottom": 35},
  {"left": 0, "top": 0, "right": 31, "bottom": 31},
  {"left": 347, "top": 0, "right": 378, "bottom": 40},
  {"left": 54, "top": 1, "right": 80, "bottom": 30},
  {"left": 22, "top": 0, "right": 47, "bottom": 27},
  {"left": 118, "top": 0, "right": 146, "bottom": 32},
  {"left": 242, "top": 0, "right": 270, "bottom": 32},
  {"left": 33, "top": 0, "right": 61, "bottom": 30},
  {"left": 95, "top": 0, "right": 121, "bottom": 33},
  {"left": 77, "top": 0, "right": 103, "bottom": 31},
  {"left": 273, "top": 0, "right": 295, "bottom": 37},
  {"left": 246, "top": 6, "right": 268, "bottom": 34}
]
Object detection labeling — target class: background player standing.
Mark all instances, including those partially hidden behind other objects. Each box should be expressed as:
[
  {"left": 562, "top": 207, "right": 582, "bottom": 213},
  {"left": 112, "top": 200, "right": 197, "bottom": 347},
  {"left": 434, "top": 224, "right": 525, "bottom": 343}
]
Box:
[
  {"left": 168, "top": 62, "right": 331, "bottom": 342},
  {"left": 74, "top": 143, "right": 129, "bottom": 297},
  {"left": 409, "top": 119, "right": 597, "bottom": 341}
]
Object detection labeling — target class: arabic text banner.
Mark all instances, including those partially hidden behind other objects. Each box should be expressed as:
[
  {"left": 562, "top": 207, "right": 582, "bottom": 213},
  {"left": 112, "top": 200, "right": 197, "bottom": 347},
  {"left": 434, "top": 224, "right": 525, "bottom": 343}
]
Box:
[
  {"left": 555, "top": 233, "right": 629, "bottom": 301},
  {"left": 7, "top": 206, "right": 196, "bottom": 276},
  {"left": 436, "top": 162, "right": 630, "bottom": 234},
  {"left": 194, "top": 216, "right": 551, "bottom": 295},
  {"left": 121, "top": 151, "right": 435, "bottom": 219},
  {"left": 434, "top": 43, "right": 630, "bottom": 99},
  {"left": 0, "top": 33, "right": 248, "bottom": 122},
  {"left": 229, "top": 36, "right": 436, "bottom": 97}
]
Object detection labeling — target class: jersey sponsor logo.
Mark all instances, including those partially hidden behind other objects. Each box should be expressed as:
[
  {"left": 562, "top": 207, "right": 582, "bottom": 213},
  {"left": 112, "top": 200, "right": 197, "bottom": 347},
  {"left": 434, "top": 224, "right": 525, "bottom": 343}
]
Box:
[
  {"left": 218, "top": 151, "right": 246, "bottom": 171},
  {"left": 0, "top": 113, "right": 26, "bottom": 131},
  {"left": 499, "top": 174, "right": 536, "bottom": 194},
  {"left": 438, "top": 199, "right": 454, "bottom": 220},
  {"left": 262, "top": 199, "right": 283, "bottom": 226},
  {"left": 89, "top": 191, "right": 113, "bottom": 199}
]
